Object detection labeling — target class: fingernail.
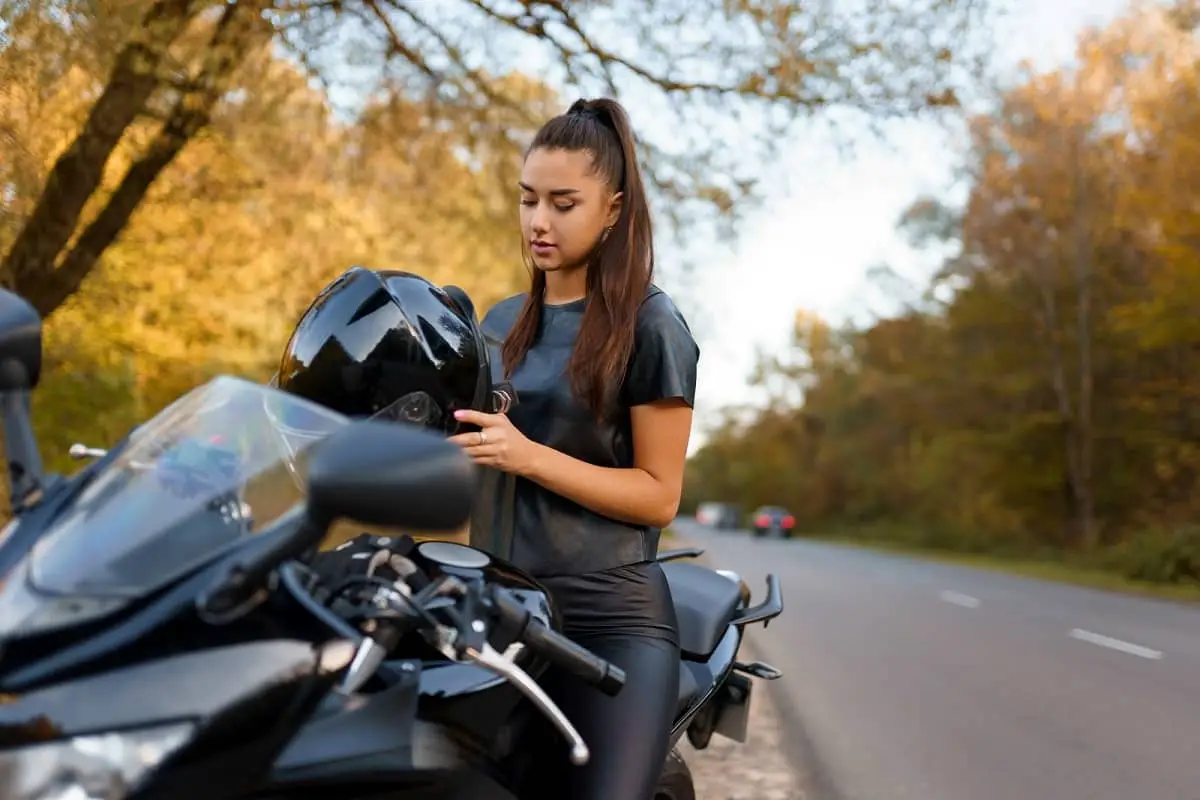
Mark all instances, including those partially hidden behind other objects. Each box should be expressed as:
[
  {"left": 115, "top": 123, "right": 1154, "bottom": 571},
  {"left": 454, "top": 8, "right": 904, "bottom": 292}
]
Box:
[{"left": 453, "top": 410, "right": 465, "bottom": 419}]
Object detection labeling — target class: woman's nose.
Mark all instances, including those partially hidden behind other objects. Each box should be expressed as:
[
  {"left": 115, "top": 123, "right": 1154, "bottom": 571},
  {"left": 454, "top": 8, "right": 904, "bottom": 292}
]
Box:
[{"left": 530, "top": 204, "right": 551, "bottom": 235}]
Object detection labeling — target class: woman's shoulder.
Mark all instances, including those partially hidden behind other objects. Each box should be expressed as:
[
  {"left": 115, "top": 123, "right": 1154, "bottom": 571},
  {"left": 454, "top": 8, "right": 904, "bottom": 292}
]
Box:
[
  {"left": 623, "top": 284, "right": 699, "bottom": 407},
  {"left": 481, "top": 293, "right": 527, "bottom": 336},
  {"left": 637, "top": 285, "right": 694, "bottom": 337}
]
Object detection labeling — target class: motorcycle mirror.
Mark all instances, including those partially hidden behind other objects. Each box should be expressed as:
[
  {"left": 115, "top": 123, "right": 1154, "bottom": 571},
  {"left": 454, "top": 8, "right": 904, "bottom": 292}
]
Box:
[
  {"left": 0, "top": 289, "right": 45, "bottom": 507},
  {"left": 0, "top": 289, "right": 41, "bottom": 393},
  {"left": 306, "top": 419, "right": 475, "bottom": 534}
]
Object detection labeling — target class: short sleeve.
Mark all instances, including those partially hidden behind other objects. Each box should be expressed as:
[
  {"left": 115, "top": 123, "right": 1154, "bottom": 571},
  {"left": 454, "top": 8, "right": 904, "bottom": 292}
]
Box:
[
  {"left": 480, "top": 294, "right": 525, "bottom": 382},
  {"left": 622, "top": 290, "right": 700, "bottom": 408}
]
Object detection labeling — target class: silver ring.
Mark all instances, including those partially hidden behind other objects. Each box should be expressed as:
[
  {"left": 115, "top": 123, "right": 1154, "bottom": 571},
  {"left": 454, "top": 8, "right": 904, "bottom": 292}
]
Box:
[{"left": 478, "top": 431, "right": 487, "bottom": 446}]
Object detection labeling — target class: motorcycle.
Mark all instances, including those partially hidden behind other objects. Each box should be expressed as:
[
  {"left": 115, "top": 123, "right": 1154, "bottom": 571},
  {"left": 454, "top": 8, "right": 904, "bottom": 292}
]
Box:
[{"left": 0, "top": 287, "right": 784, "bottom": 799}]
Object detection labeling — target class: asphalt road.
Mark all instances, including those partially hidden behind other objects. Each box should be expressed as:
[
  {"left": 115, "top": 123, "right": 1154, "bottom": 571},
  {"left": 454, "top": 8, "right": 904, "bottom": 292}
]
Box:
[{"left": 672, "top": 518, "right": 1200, "bottom": 800}]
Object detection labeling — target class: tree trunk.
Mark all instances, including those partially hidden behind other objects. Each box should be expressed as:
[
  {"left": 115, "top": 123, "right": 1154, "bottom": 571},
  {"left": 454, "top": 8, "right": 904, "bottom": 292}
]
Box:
[
  {"left": 1071, "top": 136, "right": 1097, "bottom": 550},
  {"left": 1030, "top": 251, "right": 1085, "bottom": 547},
  {"left": 1, "top": 0, "right": 204, "bottom": 310},
  {"left": 21, "top": 0, "right": 274, "bottom": 315}
]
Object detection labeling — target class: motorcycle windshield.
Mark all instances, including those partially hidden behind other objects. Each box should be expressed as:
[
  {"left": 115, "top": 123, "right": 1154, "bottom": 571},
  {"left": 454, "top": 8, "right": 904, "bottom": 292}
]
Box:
[{"left": 29, "top": 376, "right": 349, "bottom": 598}]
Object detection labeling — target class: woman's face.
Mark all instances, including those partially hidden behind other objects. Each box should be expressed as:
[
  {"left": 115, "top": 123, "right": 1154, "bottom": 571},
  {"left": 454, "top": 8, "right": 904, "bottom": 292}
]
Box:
[{"left": 519, "top": 147, "right": 621, "bottom": 273}]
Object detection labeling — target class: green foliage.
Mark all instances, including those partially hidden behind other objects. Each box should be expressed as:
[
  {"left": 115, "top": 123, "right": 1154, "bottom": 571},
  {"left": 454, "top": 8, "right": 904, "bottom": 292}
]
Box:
[{"left": 1103, "top": 526, "right": 1200, "bottom": 586}]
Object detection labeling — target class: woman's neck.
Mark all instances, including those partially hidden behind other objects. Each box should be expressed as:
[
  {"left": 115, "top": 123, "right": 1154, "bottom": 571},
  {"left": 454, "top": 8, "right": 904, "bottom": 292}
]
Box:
[{"left": 543, "top": 266, "right": 588, "bottom": 305}]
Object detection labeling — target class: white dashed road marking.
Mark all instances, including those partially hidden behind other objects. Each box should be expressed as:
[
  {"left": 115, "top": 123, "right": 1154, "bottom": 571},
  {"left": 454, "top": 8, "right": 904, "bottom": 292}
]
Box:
[
  {"left": 939, "top": 590, "right": 981, "bottom": 608},
  {"left": 1069, "top": 628, "right": 1162, "bottom": 660}
]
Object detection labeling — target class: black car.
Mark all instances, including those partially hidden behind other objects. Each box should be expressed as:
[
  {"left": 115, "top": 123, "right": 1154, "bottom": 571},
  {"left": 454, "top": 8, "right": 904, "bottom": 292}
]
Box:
[{"left": 751, "top": 506, "right": 795, "bottom": 538}]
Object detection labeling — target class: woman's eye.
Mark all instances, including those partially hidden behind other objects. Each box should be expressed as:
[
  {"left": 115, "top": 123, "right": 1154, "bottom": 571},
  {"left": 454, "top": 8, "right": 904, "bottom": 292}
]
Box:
[{"left": 518, "top": 197, "right": 573, "bottom": 211}]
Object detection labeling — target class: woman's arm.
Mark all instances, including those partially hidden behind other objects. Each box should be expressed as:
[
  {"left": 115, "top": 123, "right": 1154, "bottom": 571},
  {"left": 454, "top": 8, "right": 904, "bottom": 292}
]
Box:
[
  {"left": 522, "top": 399, "right": 693, "bottom": 528},
  {"left": 451, "top": 289, "right": 699, "bottom": 529},
  {"left": 450, "top": 400, "right": 693, "bottom": 529}
]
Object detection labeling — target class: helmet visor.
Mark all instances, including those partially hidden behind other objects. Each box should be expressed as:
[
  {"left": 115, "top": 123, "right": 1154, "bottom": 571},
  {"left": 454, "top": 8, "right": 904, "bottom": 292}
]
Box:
[
  {"left": 370, "top": 390, "right": 444, "bottom": 429},
  {"left": 262, "top": 392, "right": 351, "bottom": 478},
  {"left": 265, "top": 389, "right": 444, "bottom": 450}
]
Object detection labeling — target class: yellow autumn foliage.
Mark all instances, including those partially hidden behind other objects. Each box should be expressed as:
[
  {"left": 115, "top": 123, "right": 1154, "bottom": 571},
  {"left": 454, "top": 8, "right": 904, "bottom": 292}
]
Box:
[{"left": 1, "top": 7, "right": 541, "bottom": 493}]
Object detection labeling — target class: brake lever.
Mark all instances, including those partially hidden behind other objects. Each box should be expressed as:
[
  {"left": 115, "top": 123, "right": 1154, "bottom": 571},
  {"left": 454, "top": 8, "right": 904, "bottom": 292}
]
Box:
[
  {"left": 339, "top": 557, "right": 453, "bottom": 698},
  {"left": 339, "top": 634, "right": 390, "bottom": 695},
  {"left": 339, "top": 581, "right": 413, "bottom": 696},
  {"left": 417, "top": 579, "right": 589, "bottom": 765},
  {"left": 463, "top": 641, "right": 590, "bottom": 766}
]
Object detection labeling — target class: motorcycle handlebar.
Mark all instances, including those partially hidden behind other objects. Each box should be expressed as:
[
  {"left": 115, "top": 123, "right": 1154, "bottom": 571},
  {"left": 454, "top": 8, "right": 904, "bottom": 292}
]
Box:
[{"left": 490, "top": 587, "right": 626, "bottom": 697}]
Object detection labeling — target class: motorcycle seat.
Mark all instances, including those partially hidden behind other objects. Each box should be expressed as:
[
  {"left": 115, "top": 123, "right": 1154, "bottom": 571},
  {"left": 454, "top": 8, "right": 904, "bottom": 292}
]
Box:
[{"left": 662, "top": 560, "right": 742, "bottom": 661}]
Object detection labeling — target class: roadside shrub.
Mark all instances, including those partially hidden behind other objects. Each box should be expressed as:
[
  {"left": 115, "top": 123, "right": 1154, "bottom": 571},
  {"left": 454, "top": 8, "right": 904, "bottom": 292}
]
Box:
[{"left": 1107, "top": 526, "right": 1200, "bottom": 585}]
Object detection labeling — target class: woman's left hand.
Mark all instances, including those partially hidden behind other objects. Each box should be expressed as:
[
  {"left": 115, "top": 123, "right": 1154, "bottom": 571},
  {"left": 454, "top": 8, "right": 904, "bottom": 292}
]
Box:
[{"left": 448, "top": 409, "right": 538, "bottom": 475}]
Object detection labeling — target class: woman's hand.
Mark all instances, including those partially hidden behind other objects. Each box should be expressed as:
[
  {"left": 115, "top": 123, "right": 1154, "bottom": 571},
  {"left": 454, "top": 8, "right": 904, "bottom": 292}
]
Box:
[{"left": 448, "top": 409, "right": 539, "bottom": 476}]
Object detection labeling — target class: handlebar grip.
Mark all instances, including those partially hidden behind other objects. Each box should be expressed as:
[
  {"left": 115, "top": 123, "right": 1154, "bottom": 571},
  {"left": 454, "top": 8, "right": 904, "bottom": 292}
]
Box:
[
  {"left": 491, "top": 588, "right": 626, "bottom": 697},
  {"left": 521, "top": 620, "right": 627, "bottom": 697}
]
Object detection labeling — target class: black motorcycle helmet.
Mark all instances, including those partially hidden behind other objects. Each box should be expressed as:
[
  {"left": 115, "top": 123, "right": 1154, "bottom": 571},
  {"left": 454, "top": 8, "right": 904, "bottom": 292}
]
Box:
[{"left": 270, "top": 267, "right": 514, "bottom": 441}]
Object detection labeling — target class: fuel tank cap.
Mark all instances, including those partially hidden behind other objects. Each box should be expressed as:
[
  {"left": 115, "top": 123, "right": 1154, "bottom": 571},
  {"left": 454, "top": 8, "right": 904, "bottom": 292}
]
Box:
[{"left": 415, "top": 540, "right": 491, "bottom": 570}]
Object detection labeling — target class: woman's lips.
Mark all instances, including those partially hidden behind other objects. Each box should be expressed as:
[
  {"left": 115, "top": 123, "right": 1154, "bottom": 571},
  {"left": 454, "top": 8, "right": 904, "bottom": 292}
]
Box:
[{"left": 531, "top": 241, "right": 556, "bottom": 256}]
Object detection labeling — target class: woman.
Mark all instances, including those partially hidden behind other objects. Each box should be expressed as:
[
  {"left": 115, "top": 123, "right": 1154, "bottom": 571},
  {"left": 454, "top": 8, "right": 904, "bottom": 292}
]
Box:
[{"left": 450, "top": 97, "right": 699, "bottom": 799}]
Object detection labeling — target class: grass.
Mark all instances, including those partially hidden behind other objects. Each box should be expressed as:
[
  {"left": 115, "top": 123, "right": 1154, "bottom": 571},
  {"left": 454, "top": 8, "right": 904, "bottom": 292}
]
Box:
[{"left": 810, "top": 532, "right": 1200, "bottom": 604}]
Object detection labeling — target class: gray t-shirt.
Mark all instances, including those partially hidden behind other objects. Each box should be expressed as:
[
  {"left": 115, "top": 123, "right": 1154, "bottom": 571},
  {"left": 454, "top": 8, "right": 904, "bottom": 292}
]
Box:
[
  {"left": 468, "top": 286, "right": 698, "bottom": 640},
  {"left": 470, "top": 286, "right": 698, "bottom": 573}
]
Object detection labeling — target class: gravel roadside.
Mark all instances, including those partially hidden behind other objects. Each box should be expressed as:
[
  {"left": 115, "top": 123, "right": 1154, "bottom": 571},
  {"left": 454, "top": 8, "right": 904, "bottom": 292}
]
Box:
[
  {"left": 665, "top": 536, "right": 805, "bottom": 799},
  {"left": 680, "top": 634, "right": 805, "bottom": 800}
]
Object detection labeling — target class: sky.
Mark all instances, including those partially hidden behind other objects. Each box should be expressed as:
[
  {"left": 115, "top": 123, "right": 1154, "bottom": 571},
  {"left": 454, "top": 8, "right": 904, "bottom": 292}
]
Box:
[{"left": 672, "top": 0, "right": 1136, "bottom": 451}]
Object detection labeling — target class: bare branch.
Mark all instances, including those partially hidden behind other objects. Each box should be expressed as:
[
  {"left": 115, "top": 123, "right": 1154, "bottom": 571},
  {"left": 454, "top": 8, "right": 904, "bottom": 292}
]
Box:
[{"left": 361, "top": 1, "right": 439, "bottom": 81}]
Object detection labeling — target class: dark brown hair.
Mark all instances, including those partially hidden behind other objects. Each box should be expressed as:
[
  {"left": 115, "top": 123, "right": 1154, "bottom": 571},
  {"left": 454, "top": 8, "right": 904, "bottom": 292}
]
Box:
[{"left": 500, "top": 97, "right": 654, "bottom": 419}]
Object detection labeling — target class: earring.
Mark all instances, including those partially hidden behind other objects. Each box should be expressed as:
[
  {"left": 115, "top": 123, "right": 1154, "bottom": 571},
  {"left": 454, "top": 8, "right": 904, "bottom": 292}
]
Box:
[{"left": 601, "top": 226, "right": 613, "bottom": 242}]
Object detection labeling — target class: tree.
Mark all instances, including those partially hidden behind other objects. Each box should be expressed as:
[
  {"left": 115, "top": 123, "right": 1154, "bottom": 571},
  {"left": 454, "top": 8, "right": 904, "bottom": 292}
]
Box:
[
  {"left": 683, "top": 0, "right": 1200, "bottom": 582},
  {"left": 2, "top": 0, "right": 994, "bottom": 319},
  {"left": 0, "top": 2, "right": 534, "bottom": 490}
]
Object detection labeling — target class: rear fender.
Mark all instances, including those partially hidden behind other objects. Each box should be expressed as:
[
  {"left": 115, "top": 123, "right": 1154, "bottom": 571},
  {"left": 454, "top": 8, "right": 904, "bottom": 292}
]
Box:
[
  {"left": 675, "top": 624, "right": 784, "bottom": 749},
  {"left": 670, "top": 624, "right": 740, "bottom": 746}
]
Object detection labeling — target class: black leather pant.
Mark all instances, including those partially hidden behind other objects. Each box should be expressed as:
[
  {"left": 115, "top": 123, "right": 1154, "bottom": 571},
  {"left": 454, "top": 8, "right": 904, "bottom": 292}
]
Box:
[{"left": 527, "top": 633, "right": 680, "bottom": 800}]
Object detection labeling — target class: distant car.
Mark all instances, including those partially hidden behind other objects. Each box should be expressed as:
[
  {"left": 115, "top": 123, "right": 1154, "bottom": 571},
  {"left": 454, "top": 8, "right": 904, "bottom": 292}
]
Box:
[
  {"left": 751, "top": 506, "right": 795, "bottom": 538},
  {"left": 696, "top": 501, "right": 742, "bottom": 530}
]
